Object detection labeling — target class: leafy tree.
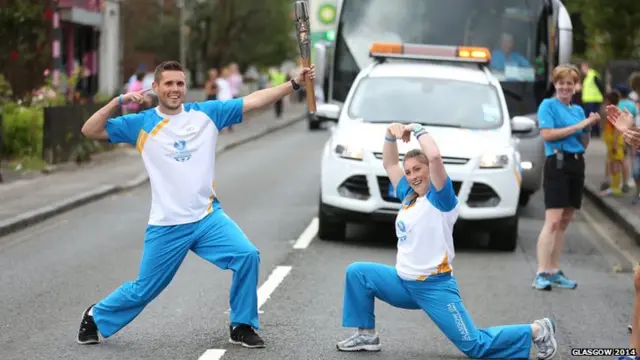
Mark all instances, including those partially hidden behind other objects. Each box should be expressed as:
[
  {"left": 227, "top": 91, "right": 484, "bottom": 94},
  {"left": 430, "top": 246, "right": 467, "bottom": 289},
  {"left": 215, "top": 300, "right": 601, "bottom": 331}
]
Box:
[
  {"left": 0, "top": 0, "right": 52, "bottom": 101},
  {"left": 565, "top": 0, "right": 640, "bottom": 61},
  {"left": 125, "top": 0, "right": 180, "bottom": 63},
  {"left": 189, "top": 0, "right": 297, "bottom": 71}
]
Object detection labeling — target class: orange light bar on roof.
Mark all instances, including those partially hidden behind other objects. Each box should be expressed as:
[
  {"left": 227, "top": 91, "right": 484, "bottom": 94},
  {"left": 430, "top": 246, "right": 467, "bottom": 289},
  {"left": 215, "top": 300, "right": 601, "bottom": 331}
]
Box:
[
  {"left": 369, "top": 42, "right": 403, "bottom": 54},
  {"left": 369, "top": 42, "right": 491, "bottom": 63},
  {"left": 457, "top": 46, "right": 491, "bottom": 61}
]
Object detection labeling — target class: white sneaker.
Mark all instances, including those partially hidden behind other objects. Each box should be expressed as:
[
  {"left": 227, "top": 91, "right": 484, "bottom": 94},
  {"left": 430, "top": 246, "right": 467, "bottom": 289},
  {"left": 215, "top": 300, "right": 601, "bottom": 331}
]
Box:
[
  {"left": 533, "top": 318, "right": 558, "bottom": 360},
  {"left": 336, "top": 330, "right": 381, "bottom": 352}
]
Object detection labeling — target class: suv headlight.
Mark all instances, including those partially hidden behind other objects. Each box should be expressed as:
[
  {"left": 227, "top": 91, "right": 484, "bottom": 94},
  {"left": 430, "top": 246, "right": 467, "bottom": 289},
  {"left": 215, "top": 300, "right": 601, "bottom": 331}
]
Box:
[
  {"left": 334, "top": 144, "right": 364, "bottom": 160},
  {"left": 480, "top": 154, "right": 509, "bottom": 168}
]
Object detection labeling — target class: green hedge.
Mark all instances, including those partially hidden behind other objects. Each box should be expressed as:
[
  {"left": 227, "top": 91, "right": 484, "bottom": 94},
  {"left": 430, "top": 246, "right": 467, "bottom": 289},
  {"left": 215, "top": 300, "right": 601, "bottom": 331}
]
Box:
[{"left": 1, "top": 103, "right": 44, "bottom": 159}]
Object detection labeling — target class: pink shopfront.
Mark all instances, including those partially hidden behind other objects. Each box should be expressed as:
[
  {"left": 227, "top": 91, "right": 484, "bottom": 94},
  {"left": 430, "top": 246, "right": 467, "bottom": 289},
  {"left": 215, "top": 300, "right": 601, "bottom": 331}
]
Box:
[{"left": 58, "top": 0, "right": 104, "bottom": 93}]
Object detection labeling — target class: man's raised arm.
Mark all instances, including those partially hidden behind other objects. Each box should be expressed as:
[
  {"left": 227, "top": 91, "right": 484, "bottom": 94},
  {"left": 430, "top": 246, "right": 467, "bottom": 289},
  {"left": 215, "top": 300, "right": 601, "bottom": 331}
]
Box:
[
  {"left": 81, "top": 89, "right": 149, "bottom": 140},
  {"left": 242, "top": 66, "right": 315, "bottom": 114}
]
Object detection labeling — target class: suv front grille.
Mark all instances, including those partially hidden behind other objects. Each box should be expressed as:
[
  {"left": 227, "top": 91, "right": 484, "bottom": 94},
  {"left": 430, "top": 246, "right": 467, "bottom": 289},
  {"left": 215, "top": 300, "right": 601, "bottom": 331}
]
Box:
[
  {"left": 467, "top": 182, "right": 500, "bottom": 207},
  {"left": 338, "top": 175, "right": 369, "bottom": 199},
  {"left": 377, "top": 177, "right": 398, "bottom": 203}
]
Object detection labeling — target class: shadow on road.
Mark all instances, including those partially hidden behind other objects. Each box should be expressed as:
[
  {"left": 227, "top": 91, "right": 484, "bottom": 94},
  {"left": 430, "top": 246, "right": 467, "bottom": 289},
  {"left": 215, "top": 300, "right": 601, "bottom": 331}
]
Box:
[{"left": 333, "top": 222, "right": 513, "bottom": 253}]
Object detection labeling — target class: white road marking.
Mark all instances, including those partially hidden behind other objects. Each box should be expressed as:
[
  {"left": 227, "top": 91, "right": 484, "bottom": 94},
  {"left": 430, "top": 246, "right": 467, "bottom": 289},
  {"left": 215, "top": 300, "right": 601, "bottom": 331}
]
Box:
[
  {"left": 223, "top": 265, "right": 292, "bottom": 315},
  {"left": 0, "top": 219, "right": 68, "bottom": 252},
  {"left": 580, "top": 208, "right": 639, "bottom": 267},
  {"left": 258, "top": 265, "right": 292, "bottom": 309},
  {"left": 201, "top": 217, "right": 314, "bottom": 358},
  {"left": 0, "top": 177, "right": 40, "bottom": 191},
  {"left": 198, "top": 349, "right": 226, "bottom": 360},
  {"left": 207, "top": 266, "right": 292, "bottom": 359},
  {"left": 293, "top": 217, "right": 318, "bottom": 249}
]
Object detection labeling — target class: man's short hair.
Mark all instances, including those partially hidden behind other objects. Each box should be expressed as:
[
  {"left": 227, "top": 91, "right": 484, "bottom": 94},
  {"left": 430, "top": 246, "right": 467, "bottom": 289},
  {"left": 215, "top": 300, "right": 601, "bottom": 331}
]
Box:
[{"left": 154, "top": 61, "right": 185, "bottom": 82}]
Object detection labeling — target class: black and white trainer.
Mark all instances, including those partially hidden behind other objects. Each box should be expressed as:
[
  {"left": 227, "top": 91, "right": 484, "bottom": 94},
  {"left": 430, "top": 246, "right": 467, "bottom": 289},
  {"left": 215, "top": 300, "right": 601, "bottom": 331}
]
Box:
[
  {"left": 229, "top": 324, "right": 265, "bottom": 348},
  {"left": 77, "top": 305, "right": 100, "bottom": 345}
]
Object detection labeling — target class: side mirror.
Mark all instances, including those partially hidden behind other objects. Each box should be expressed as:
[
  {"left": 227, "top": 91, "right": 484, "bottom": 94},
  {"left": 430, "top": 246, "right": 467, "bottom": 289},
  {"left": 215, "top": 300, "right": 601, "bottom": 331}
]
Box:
[
  {"left": 511, "top": 116, "right": 536, "bottom": 134},
  {"left": 316, "top": 103, "right": 341, "bottom": 122}
]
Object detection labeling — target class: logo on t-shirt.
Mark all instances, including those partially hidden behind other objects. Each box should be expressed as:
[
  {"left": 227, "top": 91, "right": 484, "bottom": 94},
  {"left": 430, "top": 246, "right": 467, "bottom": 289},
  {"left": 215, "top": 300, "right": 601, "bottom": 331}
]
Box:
[
  {"left": 172, "top": 140, "right": 192, "bottom": 162},
  {"left": 396, "top": 220, "right": 407, "bottom": 242}
]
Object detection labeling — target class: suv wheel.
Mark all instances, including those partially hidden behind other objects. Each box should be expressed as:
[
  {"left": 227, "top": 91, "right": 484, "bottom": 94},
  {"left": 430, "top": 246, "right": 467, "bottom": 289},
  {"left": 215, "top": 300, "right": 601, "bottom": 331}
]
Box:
[
  {"left": 488, "top": 216, "right": 518, "bottom": 251},
  {"left": 318, "top": 201, "right": 346, "bottom": 241}
]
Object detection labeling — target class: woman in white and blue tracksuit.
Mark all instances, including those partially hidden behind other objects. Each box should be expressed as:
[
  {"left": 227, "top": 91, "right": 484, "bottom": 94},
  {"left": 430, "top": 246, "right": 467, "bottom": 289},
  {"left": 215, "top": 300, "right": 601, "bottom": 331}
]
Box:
[{"left": 335, "top": 122, "right": 559, "bottom": 359}]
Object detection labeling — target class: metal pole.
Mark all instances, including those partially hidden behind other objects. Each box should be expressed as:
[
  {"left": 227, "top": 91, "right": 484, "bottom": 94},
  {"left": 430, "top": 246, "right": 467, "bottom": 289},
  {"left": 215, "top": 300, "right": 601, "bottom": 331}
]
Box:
[
  {"left": 0, "top": 114, "right": 4, "bottom": 183},
  {"left": 52, "top": 0, "right": 62, "bottom": 88},
  {"left": 178, "top": 0, "right": 187, "bottom": 67},
  {"left": 159, "top": 0, "right": 164, "bottom": 24}
]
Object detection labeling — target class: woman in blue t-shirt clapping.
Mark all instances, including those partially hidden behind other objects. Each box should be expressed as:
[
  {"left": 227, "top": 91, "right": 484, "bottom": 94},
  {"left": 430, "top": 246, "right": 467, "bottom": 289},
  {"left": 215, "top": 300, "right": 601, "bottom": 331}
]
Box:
[
  {"left": 533, "top": 65, "right": 600, "bottom": 291},
  {"left": 336, "top": 123, "right": 559, "bottom": 359}
]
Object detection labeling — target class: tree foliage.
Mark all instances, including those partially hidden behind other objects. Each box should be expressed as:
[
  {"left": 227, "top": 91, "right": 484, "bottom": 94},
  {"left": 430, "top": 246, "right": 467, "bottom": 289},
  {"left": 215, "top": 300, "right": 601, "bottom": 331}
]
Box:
[
  {"left": 0, "top": 0, "right": 52, "bottom": 101},
  {"left": 189, "top": 0, "right": 297, "bottom": 71},
  {"left": 565, "top": 0, "right": 640, "bottom": 60},
  {"left": 126, "top": 0, "right": 181, "bottom": 63}
]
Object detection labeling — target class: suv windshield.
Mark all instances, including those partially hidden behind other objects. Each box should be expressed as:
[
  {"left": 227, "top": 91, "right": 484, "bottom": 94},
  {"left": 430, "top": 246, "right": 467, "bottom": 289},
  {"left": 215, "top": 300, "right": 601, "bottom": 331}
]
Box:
[{"left": 347, "top": 77, "right": 504, "bottom": 129}]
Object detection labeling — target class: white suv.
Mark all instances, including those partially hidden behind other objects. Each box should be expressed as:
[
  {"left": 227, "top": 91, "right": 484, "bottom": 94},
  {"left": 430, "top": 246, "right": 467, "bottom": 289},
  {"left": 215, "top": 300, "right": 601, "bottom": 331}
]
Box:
[{"left": 316, "top": 44, "right": 536, "bottom": 251}]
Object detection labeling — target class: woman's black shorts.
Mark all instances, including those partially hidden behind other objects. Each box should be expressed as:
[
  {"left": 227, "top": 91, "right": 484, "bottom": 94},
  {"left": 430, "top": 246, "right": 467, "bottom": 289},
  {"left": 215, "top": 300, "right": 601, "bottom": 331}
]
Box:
[{"left": 543, "top": 153, "right": 585, "bottom": 210}]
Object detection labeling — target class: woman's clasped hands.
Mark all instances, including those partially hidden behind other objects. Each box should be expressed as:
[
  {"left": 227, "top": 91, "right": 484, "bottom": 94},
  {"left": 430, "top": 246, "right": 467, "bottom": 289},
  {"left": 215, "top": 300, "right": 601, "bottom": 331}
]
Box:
[{"left": 386, "top": 123, "right": 424, "bottom": 143}]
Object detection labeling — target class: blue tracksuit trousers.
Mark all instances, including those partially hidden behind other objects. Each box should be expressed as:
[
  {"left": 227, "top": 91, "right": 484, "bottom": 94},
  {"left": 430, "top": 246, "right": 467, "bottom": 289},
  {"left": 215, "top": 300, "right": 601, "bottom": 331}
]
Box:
[
  {"left": 342, "top": 262, "right": 533, "bottom": 359},
  {"left": 92, "top": 200, "right": 260, "bottom": 338}
]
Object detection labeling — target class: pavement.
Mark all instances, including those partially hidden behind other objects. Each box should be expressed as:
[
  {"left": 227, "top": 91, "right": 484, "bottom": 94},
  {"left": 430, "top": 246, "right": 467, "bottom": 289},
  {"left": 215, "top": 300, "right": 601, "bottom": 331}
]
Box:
[
  {"left": 0, "top": 101, "right": 306, "bottom": 237},
  {"left": 0, "top": 120, "right": 637, "bottom": 360},
  {"left": 583, "top": 138, "right": 640, "bottom": 248}
]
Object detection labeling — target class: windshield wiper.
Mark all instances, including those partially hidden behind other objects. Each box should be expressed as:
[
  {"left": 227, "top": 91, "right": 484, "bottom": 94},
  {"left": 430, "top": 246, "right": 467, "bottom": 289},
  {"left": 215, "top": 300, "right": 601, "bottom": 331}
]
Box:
[
  {"left": 418, "top": 122, "right": 462, "bottom": 128},
  {"left": 359, "top": 120, "right": 462, "bottom": 128}
]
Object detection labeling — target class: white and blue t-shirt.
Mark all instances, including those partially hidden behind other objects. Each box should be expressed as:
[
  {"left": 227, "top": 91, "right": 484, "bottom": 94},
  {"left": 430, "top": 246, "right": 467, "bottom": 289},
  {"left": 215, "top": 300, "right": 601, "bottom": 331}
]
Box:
[
  {"left": 104, "top": 99, "right": 243, "bottom": 226},
  {"left": 393, "top": 175, "right": 459, "bottom": 280}
]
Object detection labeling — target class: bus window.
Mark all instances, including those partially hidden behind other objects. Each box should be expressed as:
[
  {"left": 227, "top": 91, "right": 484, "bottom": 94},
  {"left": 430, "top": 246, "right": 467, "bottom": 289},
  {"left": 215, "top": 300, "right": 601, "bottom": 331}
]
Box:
[
  {"left": 332, "top": 0, "right": 547, "bottom": 102},
  {"left": 489, "top": 32, "right": 536, "bottom": 82}
]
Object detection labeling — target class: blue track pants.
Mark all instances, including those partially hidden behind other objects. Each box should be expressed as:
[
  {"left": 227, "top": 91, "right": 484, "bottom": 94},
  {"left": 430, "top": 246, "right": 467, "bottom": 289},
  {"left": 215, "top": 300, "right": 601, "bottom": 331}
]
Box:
[
  {"left": 342, "top": 262, "right": 533, "bottom": 359},
  {"left": 92, "top": 201, "right": 260, "bottom": 338}
]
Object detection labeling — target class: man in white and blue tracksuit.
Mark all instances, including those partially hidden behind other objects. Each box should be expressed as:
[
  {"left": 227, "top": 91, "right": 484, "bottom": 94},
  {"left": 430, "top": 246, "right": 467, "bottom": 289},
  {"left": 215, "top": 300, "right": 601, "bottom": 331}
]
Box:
[{"left": 76, "top": 60, "right": 315, "bottom": 349}]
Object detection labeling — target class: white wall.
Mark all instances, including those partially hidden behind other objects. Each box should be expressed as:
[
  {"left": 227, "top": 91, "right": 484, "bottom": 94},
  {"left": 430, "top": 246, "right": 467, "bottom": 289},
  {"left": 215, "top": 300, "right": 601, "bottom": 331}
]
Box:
[{"left": 99, "top": 0, "right": 121, "bottom": 96}]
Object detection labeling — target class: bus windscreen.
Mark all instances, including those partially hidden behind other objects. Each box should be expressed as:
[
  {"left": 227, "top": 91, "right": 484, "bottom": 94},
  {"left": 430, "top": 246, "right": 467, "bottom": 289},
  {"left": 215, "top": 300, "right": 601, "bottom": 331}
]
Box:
[{"left": 336, "top": 0, "right": 545, "bottom": 83}]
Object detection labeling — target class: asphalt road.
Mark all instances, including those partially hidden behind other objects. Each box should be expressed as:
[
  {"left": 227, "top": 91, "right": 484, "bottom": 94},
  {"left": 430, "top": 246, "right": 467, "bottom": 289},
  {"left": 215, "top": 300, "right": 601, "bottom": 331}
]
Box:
[{"left": 0, "top": 121, "right": 636, "bottom": 360}]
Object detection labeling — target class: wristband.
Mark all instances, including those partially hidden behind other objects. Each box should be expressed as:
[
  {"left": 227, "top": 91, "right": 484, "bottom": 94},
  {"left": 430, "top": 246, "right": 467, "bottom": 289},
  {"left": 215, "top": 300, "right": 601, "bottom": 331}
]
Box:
[
  {"left": 384, "top": 136, "right": 396, "bottom": 142},
  {"left": 412, "top": 125, "right": 425, "bottom": 135},
  {"left": 118, "top": 94, "right": 123, "bottom": 106},
  {"left": 416, "top": 130, "right": 428, "bottom": 139}
]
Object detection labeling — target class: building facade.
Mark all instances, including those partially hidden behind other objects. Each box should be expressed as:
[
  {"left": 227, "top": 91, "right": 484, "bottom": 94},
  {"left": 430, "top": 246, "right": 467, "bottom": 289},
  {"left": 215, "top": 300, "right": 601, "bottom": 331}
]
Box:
[{"left": 56, "top": 0, "right": 121, "bottom": 97}]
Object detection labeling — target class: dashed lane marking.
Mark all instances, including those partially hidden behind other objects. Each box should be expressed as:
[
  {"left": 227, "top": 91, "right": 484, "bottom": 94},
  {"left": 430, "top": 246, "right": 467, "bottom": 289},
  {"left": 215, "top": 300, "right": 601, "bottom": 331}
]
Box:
[
  {"left": 293, "top": 217, "right": 318, "bottom": 249},
  {"left": 205, "top": 265, "right": 292, "bottom": 359}
]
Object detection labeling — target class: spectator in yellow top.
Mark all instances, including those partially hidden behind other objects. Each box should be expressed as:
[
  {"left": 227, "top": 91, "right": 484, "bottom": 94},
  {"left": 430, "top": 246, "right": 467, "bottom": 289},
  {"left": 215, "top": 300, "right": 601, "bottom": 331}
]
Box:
[{"left": 601, "top": 90, "right": 625, "bottom": 196}]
